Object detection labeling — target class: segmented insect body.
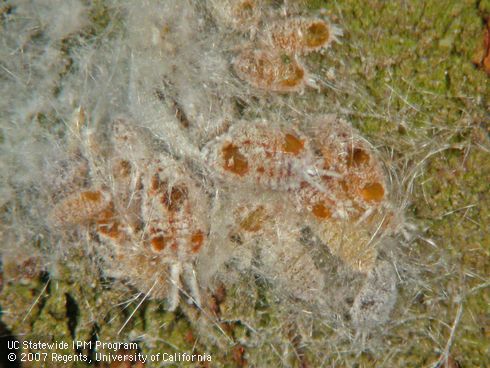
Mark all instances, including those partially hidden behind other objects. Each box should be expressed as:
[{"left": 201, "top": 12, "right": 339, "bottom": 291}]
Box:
[
  {"left": 51, "top": 119, "right": 209, "bottom": 310},
  {"left": 230, "top": 12, "right": 338, "bottom": 93},
  {"left": 102, "top": 155, "right": 209, "bottom": 308},
  {"left": 50, "top": 190, "right": 112, "bottom": 227},
  {"left": 203, "top": 121, "right": 317, "bottom": 191},
  {"left": 141, "top": 157, "right": 208, "bottom": 257},
  {"left": 233, "top": 49, "right": 308, "bottom": 92},
  {"left": 298, "top": 117, "right": 388, "bottom": 223},
  {"left": 264, "top": 18, "right": 333, "bottom": 54},
  {"left": 284, "top": 116, "right": 393, "bottom": 274}
]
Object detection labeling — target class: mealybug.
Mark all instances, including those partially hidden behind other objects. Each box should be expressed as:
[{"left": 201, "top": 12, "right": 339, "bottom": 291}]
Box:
[
  {"left": 50, "top": 119, "right": 210, "bottom": 310},
  {"left": 233, "top": 49, "right": 308, "bottom": 92},
  {"left": 203, "top": 120, "right": 319, "bottom": 191},
  {"left": 265, "top": 18, "right": 333, "bottom": 54}
]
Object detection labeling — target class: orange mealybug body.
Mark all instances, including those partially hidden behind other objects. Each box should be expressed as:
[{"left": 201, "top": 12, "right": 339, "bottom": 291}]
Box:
[
  {"left": 203, "top": 120, "right": 317, "bottom": 191},
  {"left": 298, "top": 116, "right": 388, "bottom": 222},
  {"left": 289, "top": 116, "right": 393, "bottom": 274},
  {"left": 141, "top": 157, "right": 208, "bottom": 256},
  {"left": 233, "top": 49, "right": 307, "bottom": 92},
  {"left": 50, "top": 190, "right": 112, "bottom": 227},
  {"left": 265, "top": 18, "right": 333, "bottom": 55}
]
